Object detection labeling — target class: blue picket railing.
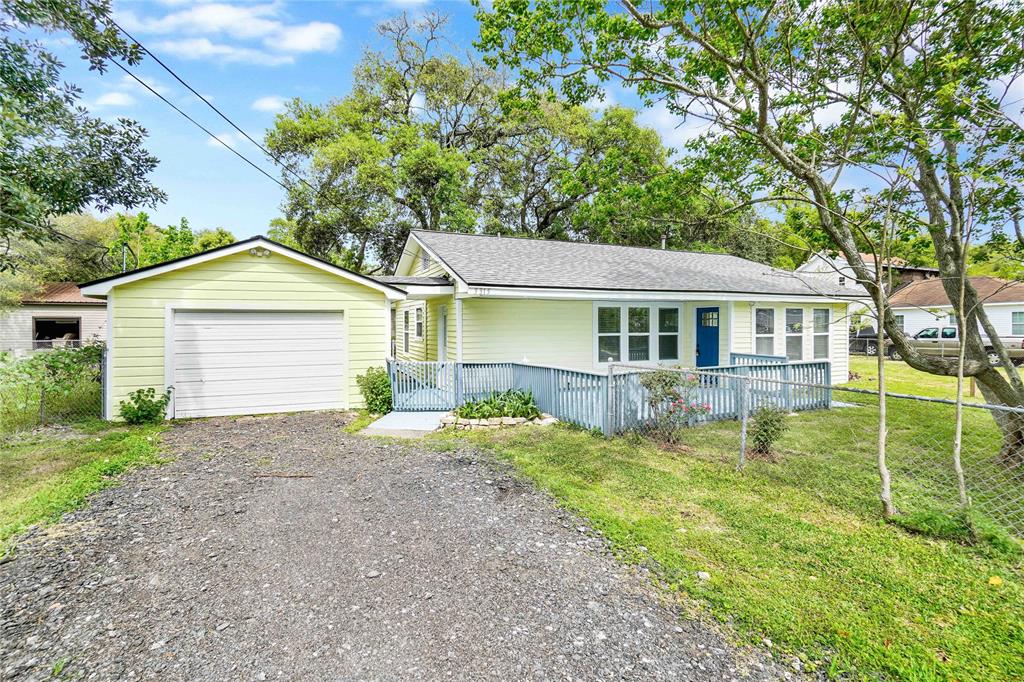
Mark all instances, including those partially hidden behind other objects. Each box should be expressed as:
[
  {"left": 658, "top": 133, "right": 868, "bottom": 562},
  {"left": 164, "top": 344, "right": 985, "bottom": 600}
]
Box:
[
  {"left": 388, "top": 359, "right": 832, "bottom": 435},
  {"left": 729, "top": 352, "right": 788, "bottom": 365}
]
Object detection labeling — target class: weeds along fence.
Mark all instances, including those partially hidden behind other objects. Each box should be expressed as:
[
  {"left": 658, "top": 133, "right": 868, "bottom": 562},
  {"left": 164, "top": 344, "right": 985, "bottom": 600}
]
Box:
[
  {"left": 0, "top": 343, "right": 105, "bottom": 434},
  {"left": 614, "top": 364, "right": 1024, "bottom": 538}
]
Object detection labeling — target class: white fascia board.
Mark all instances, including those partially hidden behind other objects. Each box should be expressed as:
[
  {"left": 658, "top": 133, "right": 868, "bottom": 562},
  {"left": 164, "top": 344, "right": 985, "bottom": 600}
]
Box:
[
  {"left": 402, "top": 285, "right": 456, "bottom": 299},
  {"left": 464, "top": 285, "right": 858, "bottom": 304},
  {"left": 80, "top": 238, "right": 407, "bottom": 301}
]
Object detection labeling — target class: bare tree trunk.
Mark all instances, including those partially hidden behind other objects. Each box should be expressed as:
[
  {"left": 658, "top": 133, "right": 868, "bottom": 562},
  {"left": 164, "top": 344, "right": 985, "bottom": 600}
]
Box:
[
  {"left": 952, "top": 261, "right": 970, "bottom": 507},
  {"left": 875, "top": 282, "right": 895, "bottom": 518}
]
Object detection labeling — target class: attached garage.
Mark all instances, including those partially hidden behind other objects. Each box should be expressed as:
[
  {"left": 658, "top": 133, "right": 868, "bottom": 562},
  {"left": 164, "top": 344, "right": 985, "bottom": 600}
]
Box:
[{"left": 79, "top": 238, "right": 405, "bottom": 420}]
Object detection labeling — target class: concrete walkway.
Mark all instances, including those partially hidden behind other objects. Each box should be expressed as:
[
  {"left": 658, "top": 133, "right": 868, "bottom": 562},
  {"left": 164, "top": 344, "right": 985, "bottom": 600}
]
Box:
[{"left": 360, "top": 410, "right": 449, "bottom": 438}]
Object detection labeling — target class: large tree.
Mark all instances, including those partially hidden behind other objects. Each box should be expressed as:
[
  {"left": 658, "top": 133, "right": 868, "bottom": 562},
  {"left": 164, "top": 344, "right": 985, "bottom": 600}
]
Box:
[
  {"left": 478, "top": 0, "right": 1024, "bottom": 462},
  {"left": 1, "top": 0, "right": 165, "bottom": 272},
  {"left": 265, "top": 12, "right": 678, "bottom": 272}
]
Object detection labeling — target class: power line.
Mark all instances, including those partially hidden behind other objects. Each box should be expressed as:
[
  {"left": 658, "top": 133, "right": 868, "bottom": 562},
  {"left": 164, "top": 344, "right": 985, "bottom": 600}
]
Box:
[
  {"left": 109, "top": 19, "right": 323, "bottom": 199},
  {"left": 108, "top": 59, "right": 290, "bottom": 194}
]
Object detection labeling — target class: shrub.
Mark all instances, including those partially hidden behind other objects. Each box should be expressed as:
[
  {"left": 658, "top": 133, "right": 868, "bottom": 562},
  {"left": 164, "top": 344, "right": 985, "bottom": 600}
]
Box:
[
  {"left": 119, "top": 387, "right": 172, "bottom": 425},
  {"left": 750, "top": 404, "right": 788, "bottom": 455},
  {"left": 356, "top": 366, "right": 392, "bottom": 414},
  {"left": 455, "top": 390, "right": 541, "bottom": 420},
  {"left": 638, "top": 368, "right": 710, "bottom": 443}
]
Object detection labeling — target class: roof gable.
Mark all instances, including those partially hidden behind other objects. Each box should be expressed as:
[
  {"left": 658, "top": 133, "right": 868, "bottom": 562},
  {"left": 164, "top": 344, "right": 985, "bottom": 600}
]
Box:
[
  {"left": 79, "top": 237, "right": 406, "bottom": 300},
  {"left": 23, "top": 282, "right": 104, "bottom": 306},
  {"left": 410, "top": 230, "right": 854, "bottom": 298},
  {"left": 889, "top": 276, "right": 1024, "bottom": 308}
]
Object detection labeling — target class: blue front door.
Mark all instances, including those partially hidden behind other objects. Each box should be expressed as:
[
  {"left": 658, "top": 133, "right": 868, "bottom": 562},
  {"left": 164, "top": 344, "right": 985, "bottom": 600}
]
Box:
[{"left": 695, "top": 307, "right": 720, "bottom": 367}]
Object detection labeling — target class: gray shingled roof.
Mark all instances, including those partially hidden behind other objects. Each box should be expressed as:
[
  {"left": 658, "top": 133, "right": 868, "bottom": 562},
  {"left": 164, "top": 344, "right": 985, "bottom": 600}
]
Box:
[
  {"left": 412, "top": 230, "right": 855, "bottom": 298},
  {"left": 373, "top": 275, "right": 451, "bottom": 286}
]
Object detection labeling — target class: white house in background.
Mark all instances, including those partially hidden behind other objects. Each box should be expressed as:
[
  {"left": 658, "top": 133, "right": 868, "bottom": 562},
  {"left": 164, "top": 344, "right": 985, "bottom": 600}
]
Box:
[
  {"left": 0, "top": 283, "right": 106, "bottom": 355},
  {"left": 888, "top": 276, "right": 1024, "bottom": 338},
  {"left": 796, "top": 251, "right": 940, "bottom": 311}
]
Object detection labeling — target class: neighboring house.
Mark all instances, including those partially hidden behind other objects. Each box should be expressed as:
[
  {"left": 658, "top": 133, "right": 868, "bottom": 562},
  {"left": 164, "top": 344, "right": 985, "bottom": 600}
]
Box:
[
  {"left": 380, "top": 230, "right": 855, "bottom": 382},
  {"left": 0, "top": 283, "right": 106, "bottom": 355},
  {"left": 796, "top": 251, "right": 939, "bottom": 310},
  {"left": 80, "top": 233, "right": 856, "bottom": 421},
  {"left": 888, "top": 276, "right": 1024, "bottom": 338}
]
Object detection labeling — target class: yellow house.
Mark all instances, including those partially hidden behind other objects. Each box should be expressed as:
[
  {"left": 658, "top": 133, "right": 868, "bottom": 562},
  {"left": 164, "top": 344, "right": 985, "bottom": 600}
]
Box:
[
  {"left": 80, "top": 238, "right": 405, "bottom": 419},
  {"left": 381, "top": 230, "right": 854, "bottom": 382}
]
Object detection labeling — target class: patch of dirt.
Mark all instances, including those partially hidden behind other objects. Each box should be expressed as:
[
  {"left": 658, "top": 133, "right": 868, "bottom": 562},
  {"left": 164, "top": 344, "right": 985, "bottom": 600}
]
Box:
[{"left": 1, "top": 411, "right": 801, "bottom": 681}]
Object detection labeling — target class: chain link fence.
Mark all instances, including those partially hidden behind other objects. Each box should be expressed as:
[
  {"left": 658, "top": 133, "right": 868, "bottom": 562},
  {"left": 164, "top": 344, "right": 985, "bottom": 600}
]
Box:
[
  {"left": 0, "top": 343, "right": 105, "bottom": 435},
  {"left": 610, "top": 363, "right": 1024, "bottom": 538}
]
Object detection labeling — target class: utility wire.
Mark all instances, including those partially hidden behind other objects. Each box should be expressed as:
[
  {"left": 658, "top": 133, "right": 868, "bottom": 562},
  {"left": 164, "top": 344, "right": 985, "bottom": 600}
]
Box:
[
  {"left": 108, "top": 59, "right": 290, "bottom": 193},
  {"left": 109, "top": 19, "right": 322, "bottom": 199}
]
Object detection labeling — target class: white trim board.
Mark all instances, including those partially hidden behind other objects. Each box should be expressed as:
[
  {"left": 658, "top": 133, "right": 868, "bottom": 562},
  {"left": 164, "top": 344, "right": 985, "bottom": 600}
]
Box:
[
  {"left": 463, "top": 285, "right": 858, "bottom": 304},
  {"left": 81, "top": 238, "right": 406, "bottom": 301}
]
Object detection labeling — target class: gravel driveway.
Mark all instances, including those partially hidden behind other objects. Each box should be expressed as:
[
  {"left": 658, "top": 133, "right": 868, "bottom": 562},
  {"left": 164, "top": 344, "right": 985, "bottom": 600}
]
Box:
[{"left": 1, "top": 412, "right": 795, "bottom": 681}]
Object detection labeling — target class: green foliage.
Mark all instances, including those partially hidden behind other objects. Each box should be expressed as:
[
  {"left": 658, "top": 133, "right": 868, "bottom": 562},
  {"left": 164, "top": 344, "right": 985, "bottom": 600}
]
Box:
[
  {"left": 638, "top": 369, "right": 711, "bottom": 443},
  {"left": 0, "top": 0, "right": 165, "bottom": 271},
  {"left": 119, "top": 387, "right": 171, "bottom": 425},
  {"left": 108, "top": 213, "right": 236, "bottom": 270},
  {"left": 455, "top": 390, "right": 541, "bottom": 420},
  {"left": 356, "top": 367, "right": 392, "bottom": 414},
  {"left": 0, "top": 344, "right": 104, "bottom": 431},
  {"left": 749, "top": 405, "right": 788, "bottom": 455}
]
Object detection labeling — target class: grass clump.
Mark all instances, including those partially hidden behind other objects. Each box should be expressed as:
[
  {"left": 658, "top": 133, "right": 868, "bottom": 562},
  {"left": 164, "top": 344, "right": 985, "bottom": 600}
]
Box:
[{"left": 1, "top": 424, "right": 166, "bottom": 553}]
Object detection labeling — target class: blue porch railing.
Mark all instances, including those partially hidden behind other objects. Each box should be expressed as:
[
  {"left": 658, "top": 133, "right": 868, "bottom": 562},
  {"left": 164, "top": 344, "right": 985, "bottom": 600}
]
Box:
[
  {"left": 729, "top": 352, "right": 788, "bottom": 365},
  {"left": 387, "top": 359, "right": 832, "bottom": 435}
]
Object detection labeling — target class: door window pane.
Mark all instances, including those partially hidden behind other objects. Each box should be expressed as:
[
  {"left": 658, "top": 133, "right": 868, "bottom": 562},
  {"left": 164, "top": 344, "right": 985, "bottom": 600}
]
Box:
[
  {"left": 598, "top": 307, "right": 620, "bottom": 334},
  {"left": 628, "top": 335, "right": 650, "bottom": 361},
  {"left": 659, "top": 308, "right": 679, "bottom": 333},
  {"left": 598, "top": 335, "right": 621, "bottom": 362},
  {"left": 786, "top": 336, "right": 803, "bottom": 360},
  {"left": 628, "top": 307, "right": 650, "bottom": 333}
]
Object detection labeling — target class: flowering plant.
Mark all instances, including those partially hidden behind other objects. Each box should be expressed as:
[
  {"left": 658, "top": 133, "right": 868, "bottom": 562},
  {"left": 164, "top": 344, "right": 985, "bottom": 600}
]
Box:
[{"left": 637, "top": 368, "right": 710, "bottom": 443}]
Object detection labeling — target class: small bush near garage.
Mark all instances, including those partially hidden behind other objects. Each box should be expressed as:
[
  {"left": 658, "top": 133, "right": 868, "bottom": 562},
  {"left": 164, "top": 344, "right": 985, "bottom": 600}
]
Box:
[
  {"left": 357, "top": 367, "right": 392, "bottom": 414},
  {"left": 456, "top": 390, "right": 541, "bottom": 420},
  {"left": 120, "top": 387, "right": 172, "bottom": 424}
]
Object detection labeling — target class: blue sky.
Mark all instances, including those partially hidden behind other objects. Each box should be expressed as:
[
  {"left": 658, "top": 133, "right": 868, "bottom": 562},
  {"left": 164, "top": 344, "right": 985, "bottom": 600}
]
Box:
[{"left": 44, "top": 0, "right": 686, "bottom": 239}]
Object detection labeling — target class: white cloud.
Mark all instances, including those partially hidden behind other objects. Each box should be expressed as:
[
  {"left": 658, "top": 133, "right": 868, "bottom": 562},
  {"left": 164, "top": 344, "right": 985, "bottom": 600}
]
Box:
[
  {"left": 638, "top": 100, "right": 712, "bottom": 152},
  {"left": 116, "top": 74, "right": 169, "bottom": 96},
  {"left": 206, "top": 131, "right": 249, "bottom": 149},
  {"left": 118, "top": 3, "right": 342, "bottom": 66},
  {"left": 584, "top": 88, "right": 617, "bottom": 111},
  {"left": 155, "top": 38, "right": 295, "bottom": 66},
  {"left": 252, "top": 95, "right": 287, "bottom": 113},
  {"left": 275, "top": 21, "right": 341, "bottom": 53},
  {"left": 95, "top": 92, "right": 136, "bottom": 107}
]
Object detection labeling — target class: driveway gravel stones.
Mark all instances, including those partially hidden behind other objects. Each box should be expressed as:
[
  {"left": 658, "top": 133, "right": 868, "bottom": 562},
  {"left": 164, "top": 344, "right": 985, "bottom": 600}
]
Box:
[{"left": 1, "top": 411, "right": 798, "bottom": 681}]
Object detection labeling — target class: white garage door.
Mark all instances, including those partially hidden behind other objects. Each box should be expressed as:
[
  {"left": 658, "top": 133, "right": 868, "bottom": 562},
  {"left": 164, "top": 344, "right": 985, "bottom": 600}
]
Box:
[{"left": 172, "top": 311, "right": 346, "bottom": 418}]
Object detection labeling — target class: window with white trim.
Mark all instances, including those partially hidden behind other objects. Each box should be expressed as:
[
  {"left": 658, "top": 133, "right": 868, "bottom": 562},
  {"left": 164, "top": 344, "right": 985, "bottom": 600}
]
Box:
[
  {"left": 658, "top": 308, "right": 679, "bottom": 360},
  {"left": 419, "top": 250, "right": 430, "bottom": 272},
  {"left": 415, "top": 307, "right": 424, "bottom": 339},
  {"left": 894, "top": 314, "right": 905, "bottom": 332},
  {"left": 755, "top": 308, "right": 774, "bottom": 355},
  {"left": 813, "top": 308, "right": 830, "bottom": 359},
  {"left": 597, "top": 306, "right": 621, "bottom": 362},
  {"left": 1013, "top": 311, "right": 1024, "bottom": 336},
  {"left": 595, "top": 304, "right": 680, "bottom": 364},
  {"left": 403, "top": 310, "right": 410, "bottom": 353},
  {"left": 785, "top": 308, "right": 804, "bottom": 360}
]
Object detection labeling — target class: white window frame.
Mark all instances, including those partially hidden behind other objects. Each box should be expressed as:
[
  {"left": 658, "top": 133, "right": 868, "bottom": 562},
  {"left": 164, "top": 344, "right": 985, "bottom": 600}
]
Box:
[
  {"left": 812, "top": 308, "right": 830, "bottom": 359},
  {"left": 415, "top": 306, "right": 424, "bottom": 339},
  {"left": 403, "top": 310, "right": 411, "bottom": 353},
  {"left": 754, "top": 307, "right": 775, "bottom": 356},
  {"left": 894, "top": 313, "right": 905, "bottom": 332},
  {"left": 419, "top": 250, "right": 430, "bottom": 272},
  {"left": 593, "top": 302, "right": 681, "bottom": 366},
  {"left": 785, "top": 308, "right": 804, "bottom": 361},
  {"left": 1013, "top": 311, "right": 1024, "bottom": 336}
]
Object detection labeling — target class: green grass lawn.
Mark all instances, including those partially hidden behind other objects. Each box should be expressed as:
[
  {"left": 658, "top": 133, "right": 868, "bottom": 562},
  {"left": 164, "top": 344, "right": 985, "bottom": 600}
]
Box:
[
  {"left": 847, "top": 355, "right": 994, "bottom": 401},
  {"left": 0, "top": 423, "right": 165, "bottom": 554},
  {"left": 429, "top": 414, "right": 1024, "bottom": 681}
]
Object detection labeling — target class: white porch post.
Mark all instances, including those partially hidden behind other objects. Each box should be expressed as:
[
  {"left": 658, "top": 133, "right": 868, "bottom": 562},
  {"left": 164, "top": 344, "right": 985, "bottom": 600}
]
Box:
[
  {"left": 455, "top": 297, "right": 463, "bottom": 362},
  {"left": 727, "top": 301, "right": 735, "bottom": 363}
]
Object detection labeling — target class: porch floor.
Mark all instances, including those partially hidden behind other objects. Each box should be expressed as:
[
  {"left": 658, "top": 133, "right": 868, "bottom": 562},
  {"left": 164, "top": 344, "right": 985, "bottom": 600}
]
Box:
[{"left": 360, "top": 411, "right": 449, "bottom": 438}]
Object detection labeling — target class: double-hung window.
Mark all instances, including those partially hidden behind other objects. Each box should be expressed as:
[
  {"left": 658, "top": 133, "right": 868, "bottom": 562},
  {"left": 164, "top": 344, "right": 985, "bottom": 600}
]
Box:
[
  {"left": 813, "top": 308, "right": 830, "bottom": 359},
  {"left": 785, "top": 308, "right": 804, "bottom": 360},
  {"left": 755, "top": 308, "right": 775, "bottom": 355},
  {"left": 403, "top": 310, "right": 410, "bottom": 353},
  {"left": 1013, "top": 311, "right": 1024, "bottom": 335},
  {"left": 415, "top": 307, "right": 424, "bottom": 339},
  {"left": 894, "top": 314, "right": 905, "bottom": 332},
  {"left": 596, "top": 304, "right": 680, "bottom": 364}
]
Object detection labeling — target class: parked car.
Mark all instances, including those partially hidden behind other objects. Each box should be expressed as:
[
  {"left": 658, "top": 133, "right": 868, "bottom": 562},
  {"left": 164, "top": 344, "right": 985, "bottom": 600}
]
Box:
[
  {"left": 849, "top": 325, "right": 889, "bottom": 356},
  {"left": 885, "top": 326, "right": 1024, "bottom": 365}
]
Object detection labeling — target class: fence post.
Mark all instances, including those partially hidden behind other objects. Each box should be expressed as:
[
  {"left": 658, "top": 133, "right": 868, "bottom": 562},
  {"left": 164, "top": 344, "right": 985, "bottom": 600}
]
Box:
[
  {"left": 455, "top": 362, "right": 463, "bottom": 407},
  {"left": 783, "top": 363, "right": 793, "bottom": 412},
  {"left": 604, "top": 363, "right": 615, "bottom": 437},
  {"left": 738, "top": 374, "right": 750, "bottom": 471}
]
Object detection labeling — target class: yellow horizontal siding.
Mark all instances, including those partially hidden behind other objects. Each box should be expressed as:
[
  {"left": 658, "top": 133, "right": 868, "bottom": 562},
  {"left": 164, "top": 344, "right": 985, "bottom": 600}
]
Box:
[
  {"left": 394, "top": 299, "right": 427, "bottom": 361},
  {"left": 110, "top": 251, "right": 390, "bottom": 415},
  {"left": 461, "top": 299, "right": 593, "bottom": 370}
]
